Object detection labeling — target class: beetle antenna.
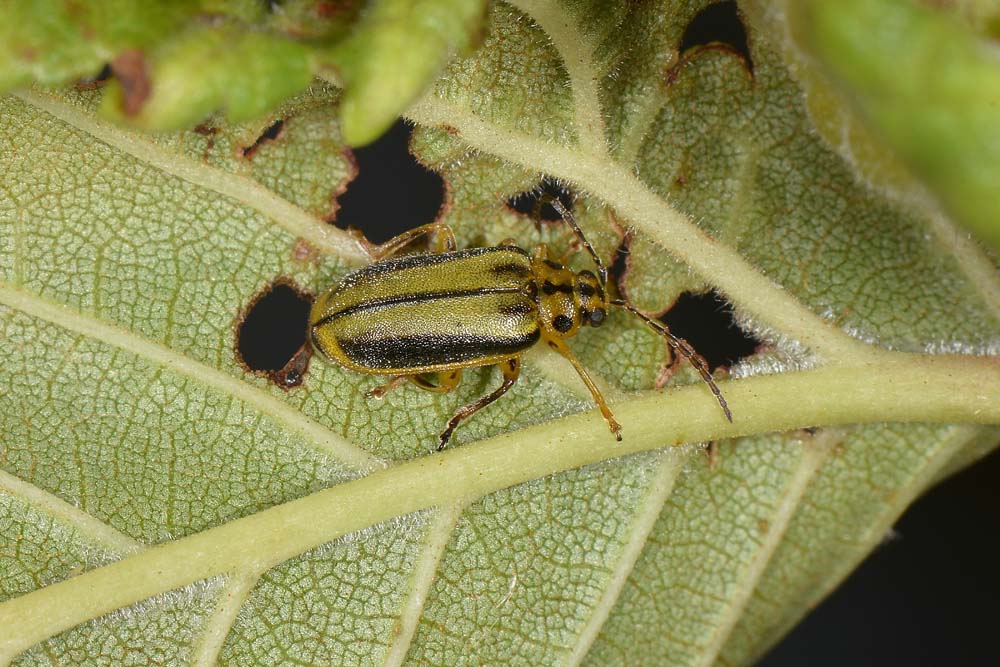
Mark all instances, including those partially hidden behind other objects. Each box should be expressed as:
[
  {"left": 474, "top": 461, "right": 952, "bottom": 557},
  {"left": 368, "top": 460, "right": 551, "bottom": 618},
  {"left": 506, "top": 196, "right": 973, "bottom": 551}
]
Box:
[
  {"left": 610, "top": 299, "right": 733, "bottom": 422},
  {"left": 550, "top": 198, "right": 608, "bottom": 286}
]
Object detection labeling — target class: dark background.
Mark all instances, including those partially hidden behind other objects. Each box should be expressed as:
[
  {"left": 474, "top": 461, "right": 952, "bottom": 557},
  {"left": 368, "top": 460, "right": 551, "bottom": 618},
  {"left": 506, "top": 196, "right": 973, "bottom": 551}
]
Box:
[{"left": 335, "top": 120, "right": 1000, "bottom": 667}]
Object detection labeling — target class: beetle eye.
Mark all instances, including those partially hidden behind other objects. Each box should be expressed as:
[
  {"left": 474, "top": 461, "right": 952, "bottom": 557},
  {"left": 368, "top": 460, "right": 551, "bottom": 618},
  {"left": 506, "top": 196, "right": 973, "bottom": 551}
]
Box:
[
  {"left": 590, "top": 308, "right": 606, "bottom": 326},
  {"left": 553, "top": 314, "right": 573, "bottom": 333}
]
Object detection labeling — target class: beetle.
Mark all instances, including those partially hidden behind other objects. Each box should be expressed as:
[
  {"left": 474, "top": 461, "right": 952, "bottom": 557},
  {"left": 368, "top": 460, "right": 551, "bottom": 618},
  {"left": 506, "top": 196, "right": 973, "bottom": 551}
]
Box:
[{"left": 309, "top": 199, "right": 732, "bottom": 450}]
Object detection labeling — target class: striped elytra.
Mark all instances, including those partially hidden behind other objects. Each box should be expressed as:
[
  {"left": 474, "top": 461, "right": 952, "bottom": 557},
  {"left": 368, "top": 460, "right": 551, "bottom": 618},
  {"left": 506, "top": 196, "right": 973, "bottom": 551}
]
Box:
[
  {"left": 310, "top": 247, "right": 540, "bottom": 374},
  {"left": 308, "top": 210, "right": 731, "bottom": 450}
]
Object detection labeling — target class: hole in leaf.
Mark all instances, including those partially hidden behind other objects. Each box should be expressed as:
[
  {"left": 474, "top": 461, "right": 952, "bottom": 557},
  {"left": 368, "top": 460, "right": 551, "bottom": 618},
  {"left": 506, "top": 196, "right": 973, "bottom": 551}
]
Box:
[
  {"left": 507, "top": 177, "right": 574, "bottom": 222},
  {"left": 333, "top": 119, "right": 445, "bottom": 244},
  {"left": 661, "top": 290, "right": 759, "bottom": 370},
  {"left": 609, "top": 234, "right": 632, "bottom": 289},
  {"left": 241, "top": 119, "right": 286, "bottom": 158},
  {"left": 236, "top": 281, "right": 313, "bottom": 389},
  {"left": 679, "top": 1, "right": 753, "bottom": 71},
  {"left": 76, "top": 64, "right": 112, "bottom": 89}
]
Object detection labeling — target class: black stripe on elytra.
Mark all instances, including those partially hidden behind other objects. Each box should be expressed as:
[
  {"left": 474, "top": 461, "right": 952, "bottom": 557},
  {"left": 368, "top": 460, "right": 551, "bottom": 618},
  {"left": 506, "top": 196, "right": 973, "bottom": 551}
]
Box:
[
  {"left": 339, "top": 246, "right": 531, "bottom": 287},
  {"left": 490, "top": 261, "right": 531, "bottom": 278},
  {"left": 339, "top": 330, "right": 540, "bottom": 369},
  {"left": 312, "top": 287, "right": 523, "bottom": 328},
  {"left": 498, "top": 301, "right": 535, "bottom": 318}
]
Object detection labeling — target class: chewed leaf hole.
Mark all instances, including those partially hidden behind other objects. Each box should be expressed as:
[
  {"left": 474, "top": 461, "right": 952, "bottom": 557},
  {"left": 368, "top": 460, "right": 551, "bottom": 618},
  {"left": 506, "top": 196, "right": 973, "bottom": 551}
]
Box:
[
  {"left": 679, "top": 1, "right": 753, "bottom": 71},
  {"left": 333, "top": 120, "right": 445, "bottom": 244},
  {"left": 661, "top": 290, "right": 759, "bottom": 371},
  {"left": 507, "top": 177, "right": 574, "bottom": 222},
  {"left": 241, "top": 119, "right": 286, "bottom": 158},
  {"left": 236, "top": 281, "right": 313, "bottom": 389},
  {"left": 76, "top": 64, "right": 112, "bottom": 89}
]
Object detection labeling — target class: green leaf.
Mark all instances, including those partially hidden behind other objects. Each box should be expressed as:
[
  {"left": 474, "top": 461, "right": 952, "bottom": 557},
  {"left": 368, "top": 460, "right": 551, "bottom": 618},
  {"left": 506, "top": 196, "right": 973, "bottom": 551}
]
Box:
[
  {"left": 334, "top": 0, "right": 490, "bottom": 145},
  {"left": 0, "top": 0, "right": 487, "bottom": 146},
  {"left": 763, "top": 0, "right": 1000, "bottom": 250},
  {"left": 1, "top": 2, "right": 999, "bottom": 667}
]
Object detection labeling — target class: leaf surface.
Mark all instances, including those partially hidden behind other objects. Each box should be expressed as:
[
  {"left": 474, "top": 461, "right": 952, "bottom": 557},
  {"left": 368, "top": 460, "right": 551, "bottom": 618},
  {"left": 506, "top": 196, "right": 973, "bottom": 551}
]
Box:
[{"left": 1, "top": 2, "right": 999, "bottom": 666}]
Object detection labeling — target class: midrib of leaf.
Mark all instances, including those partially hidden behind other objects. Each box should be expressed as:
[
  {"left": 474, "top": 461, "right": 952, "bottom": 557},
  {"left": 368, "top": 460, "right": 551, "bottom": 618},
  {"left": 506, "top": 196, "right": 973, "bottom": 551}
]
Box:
[
  {"left": 6, "top": 75, "right": 642, "bottom": 667},
  {"left": 13, "top": 89, "right": 370, "bottom": 266},
  {"left": 507, "top": 0, "right": 609, "bottom": 154},
  {"left": 2, "top": 354, "right": 998, "bottom": 660},
  {"left": 406, "top": 96, "right": 872, "bottom": 363},
  {"left": 728, "top": 424, "right": 988, "bottom": 666},
  {"left": 0, "top": 284, "right": 382, "bottom": 472},
  {"left": 693, "top": 431, "right": 839, "bottom": 667},
  {"left": 382, "top": 502, "right": 467, "bottom": 667},
  {"left": 561, "top": 450, "right": 687, "bottom": 667},
  {"left": 0, "top": 469, "right": 141, "bottom": 556}
]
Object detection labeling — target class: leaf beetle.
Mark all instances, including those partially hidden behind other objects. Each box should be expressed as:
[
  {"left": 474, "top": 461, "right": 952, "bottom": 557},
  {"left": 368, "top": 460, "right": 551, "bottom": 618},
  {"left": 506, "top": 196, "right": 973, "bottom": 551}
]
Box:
[{"left": 310, "top": 200, "right": 731, "bottom": 449}]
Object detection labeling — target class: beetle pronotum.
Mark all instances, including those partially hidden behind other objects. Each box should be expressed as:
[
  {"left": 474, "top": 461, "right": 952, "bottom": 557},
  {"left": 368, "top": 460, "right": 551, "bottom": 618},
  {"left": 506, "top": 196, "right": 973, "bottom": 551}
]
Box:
[{"left": 310, "top": 200, "right": 731, "bottom": 449}]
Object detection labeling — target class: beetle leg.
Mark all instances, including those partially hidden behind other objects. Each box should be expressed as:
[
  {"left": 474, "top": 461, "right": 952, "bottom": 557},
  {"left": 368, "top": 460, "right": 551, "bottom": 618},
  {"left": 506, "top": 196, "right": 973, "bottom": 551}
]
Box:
[
  {"left": 366, "top": 375, "right": 410, "bottom": 399},
  {"left": 543, "top": 334, "right": 623, "bottom": 441},
  {"left": 438, "top": 358, "right": 521, "bottom": 450},
  {"left": 367, "top": 223, "right": 457, "bottom": 260},
  {"left": 367, "top": 369, "right": 463, "bottom": 399},
  {"left": 409, "top": 370, "right": 463, "bottom": 393}
]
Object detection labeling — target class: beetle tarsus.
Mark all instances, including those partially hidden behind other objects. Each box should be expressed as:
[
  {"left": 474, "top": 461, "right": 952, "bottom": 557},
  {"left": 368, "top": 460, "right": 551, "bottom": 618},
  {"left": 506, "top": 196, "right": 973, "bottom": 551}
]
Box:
[{"left": 437, "top": 427, "right": 456, "bottom": 452}]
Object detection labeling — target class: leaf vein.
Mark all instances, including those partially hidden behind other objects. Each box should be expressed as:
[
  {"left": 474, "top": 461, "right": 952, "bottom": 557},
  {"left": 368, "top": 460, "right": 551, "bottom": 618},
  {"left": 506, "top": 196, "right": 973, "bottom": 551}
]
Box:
[
  {"left": 507, "top": 0, "right": 609, "bottom": 155},
  {"left": 732, "top": 424, "right": 990, "bottom": 664},
  {"left": 694, "top": 431, "right": 841, "bottom": 667},
  {"left": 382, "top": 502, "right": 466, "bottom": 667},
  {"left": 0, "top": 469, "right": 141, "bottom": 556},
  {"left": 0, "top": 356, "right": 996, "bottom": 660},
  {"left": 0, "top": 284, "right": 383, "bottom": 471},
  {"left": 562, "top": 450, "right": 687, "bottom": 666},
  {"left": 13, "top": 90, "right": 368, "bottom": 265},
  {"left": 406, "top": 96, "right": 870, "bottom": 361},
  {"left": 189, "top": 571, "right": 261, "bottom": 667}
]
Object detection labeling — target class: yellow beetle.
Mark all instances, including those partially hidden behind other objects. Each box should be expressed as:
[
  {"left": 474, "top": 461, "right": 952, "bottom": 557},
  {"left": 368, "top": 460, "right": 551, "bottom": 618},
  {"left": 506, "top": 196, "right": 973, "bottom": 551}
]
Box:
[{"left": 310, "top": 201, "right": 731, "bottom": 449}]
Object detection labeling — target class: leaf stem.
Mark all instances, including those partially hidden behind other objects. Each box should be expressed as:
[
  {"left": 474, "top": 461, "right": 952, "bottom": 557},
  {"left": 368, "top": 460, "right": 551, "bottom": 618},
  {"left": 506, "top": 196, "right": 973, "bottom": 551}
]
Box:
[{"left": 1, "top": 352, "right": 997, "bottom": 659}]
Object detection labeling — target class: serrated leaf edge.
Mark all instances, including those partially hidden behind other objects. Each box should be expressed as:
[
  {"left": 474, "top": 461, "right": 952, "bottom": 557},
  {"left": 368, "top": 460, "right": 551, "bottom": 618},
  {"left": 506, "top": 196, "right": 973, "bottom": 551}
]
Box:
[{"left": 729, "top": 423, "right": 988, "bottom": 665}]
